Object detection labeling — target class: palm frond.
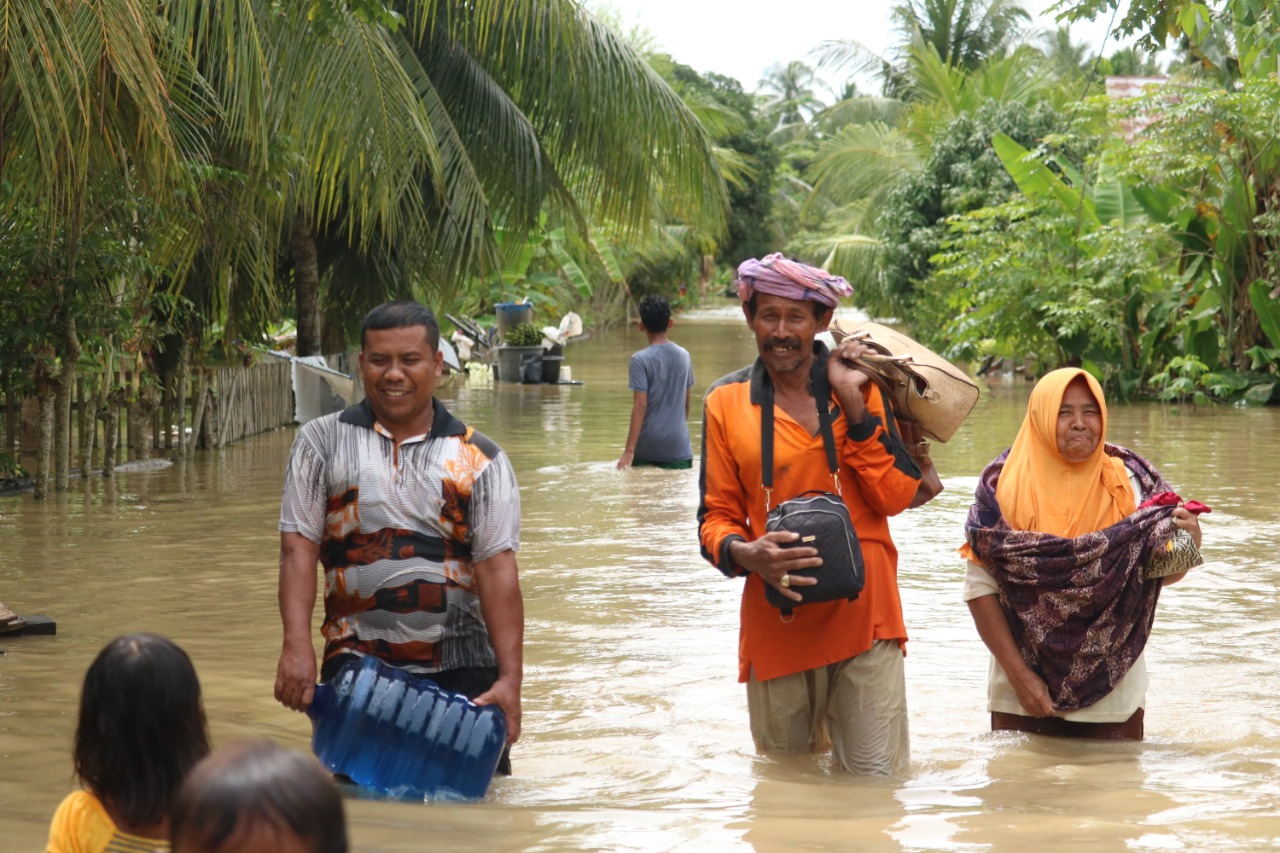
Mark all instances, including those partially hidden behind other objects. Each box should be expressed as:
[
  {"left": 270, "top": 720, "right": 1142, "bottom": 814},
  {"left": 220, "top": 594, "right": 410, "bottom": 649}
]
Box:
[
  {"left": 263, "top": 8, "right": 439, "bottom": 249},
  {"left": 420, "top": 0, "right": 728, "bottom": 239},
  {"left": 808, "top": 122, "right": 923, "bottom": 207}
]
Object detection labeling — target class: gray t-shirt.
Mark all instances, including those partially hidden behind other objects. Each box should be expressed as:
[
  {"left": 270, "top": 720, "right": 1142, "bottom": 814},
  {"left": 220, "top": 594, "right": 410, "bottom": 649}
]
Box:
[{"left": 629, "top": 342, "right": 694, "bottom": 463}]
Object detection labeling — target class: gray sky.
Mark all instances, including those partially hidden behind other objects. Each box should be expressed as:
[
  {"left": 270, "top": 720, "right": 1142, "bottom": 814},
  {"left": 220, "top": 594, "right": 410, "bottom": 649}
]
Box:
[{"left": 599, "top": 0, "right": 1137, "bottom": 93}]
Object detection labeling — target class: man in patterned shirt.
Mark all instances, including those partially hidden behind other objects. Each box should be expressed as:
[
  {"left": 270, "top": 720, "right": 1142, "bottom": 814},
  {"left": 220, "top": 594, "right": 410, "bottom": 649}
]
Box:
[{"left": 275, "top": 301, "right": 524, "bottom": 769}]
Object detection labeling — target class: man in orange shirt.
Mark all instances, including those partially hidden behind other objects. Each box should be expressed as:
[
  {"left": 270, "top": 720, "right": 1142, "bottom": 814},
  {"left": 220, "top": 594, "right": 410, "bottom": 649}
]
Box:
[{"left": 697, "top": 254, "right": 923, "bottom": 776}]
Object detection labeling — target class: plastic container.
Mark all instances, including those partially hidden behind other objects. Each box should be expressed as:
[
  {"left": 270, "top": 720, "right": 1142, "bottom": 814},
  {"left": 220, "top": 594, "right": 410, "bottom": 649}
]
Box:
[
  {"left": 540, "top": 355, "right": 563, "bottom": 384},
  {"left": 494, "top": 302, "right": 533, "bottom": 341},
  {"left": 495, "top": 345, "right": 541, "bottom": 383},
  {"left": 307, "top": 655, "right": 507, "bottom": 802}
]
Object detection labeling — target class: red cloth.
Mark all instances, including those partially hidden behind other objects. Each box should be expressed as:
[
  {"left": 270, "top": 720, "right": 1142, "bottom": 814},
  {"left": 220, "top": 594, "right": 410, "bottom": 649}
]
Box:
[{"left": 1138, "top": 491, "right": 1212, "bottom": 515}]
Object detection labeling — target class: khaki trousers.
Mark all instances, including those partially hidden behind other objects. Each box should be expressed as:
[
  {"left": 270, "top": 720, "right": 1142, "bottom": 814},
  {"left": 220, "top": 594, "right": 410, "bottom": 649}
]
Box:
[{"left": 746, "top": 639, "right": 909, "bottom": 777}]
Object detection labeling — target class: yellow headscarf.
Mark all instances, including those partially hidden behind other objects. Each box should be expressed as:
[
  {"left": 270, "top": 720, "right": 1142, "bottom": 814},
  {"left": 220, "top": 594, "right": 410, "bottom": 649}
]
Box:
[{"left": 993, "top": 367, "right": 1135, "bottom": 537}]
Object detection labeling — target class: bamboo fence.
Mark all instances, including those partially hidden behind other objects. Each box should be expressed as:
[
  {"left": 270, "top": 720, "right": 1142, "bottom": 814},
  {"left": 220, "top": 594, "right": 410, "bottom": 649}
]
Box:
[{"left": 1, "top": 353, "right": 336, "bottom": 476}]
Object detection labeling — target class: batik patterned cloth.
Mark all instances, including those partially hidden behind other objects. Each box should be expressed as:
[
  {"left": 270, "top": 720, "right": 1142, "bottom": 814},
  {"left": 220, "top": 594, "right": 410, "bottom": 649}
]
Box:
[{"left": 965, "top": 443, "right": 1181, "bottom": 710}]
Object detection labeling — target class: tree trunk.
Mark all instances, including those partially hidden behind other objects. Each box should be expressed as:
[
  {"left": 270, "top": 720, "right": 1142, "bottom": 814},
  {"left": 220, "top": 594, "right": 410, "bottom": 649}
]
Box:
[
  {"left": 2, "top": 369, "right": 13, "bottom": 452},
  {"left": 134, "top": 380, "right": 162, "bottom": 463},
  {"left": 32, "top": 351, "right": 58, "bottom": 500},
  {"left": 55, "top": 372, "right": 72, "bottom": 490},
  {"left": 292, "top": 207, "right": 323, "bottom": 357},
  {"left": 55, "top": 309, "right": 80, "bottom": 490},
  {"left": 103, "top": 386, "right": 126, "bottom": 477},
  {"left": 80, "top": 379, "right": 103, "bottom": 477},
  {"left": 175, "top": 336, "right": 190, "bottom": 457},
  {"left": 188, "top": 368, "right": 209, "bottom": 457},
  {"left": 162, "top": 389, "right": 173, "bottom": 450},
  {"left": 34, "top": 390, "right": 54, "bottom": 500},
  {"left": 698, "top": 253, "right": 714, "bottom": 299}
]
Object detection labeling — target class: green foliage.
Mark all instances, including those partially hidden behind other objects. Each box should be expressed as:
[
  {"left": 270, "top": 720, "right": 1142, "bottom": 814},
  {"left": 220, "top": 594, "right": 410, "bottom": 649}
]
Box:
[
  {"left": 890, "top": 0, "right": 1033, "bottom": 75},
  {"left": 1148, "top": 355, "right": 1213, "bottom": 405},
  {"left": 875, "top": 99, "right": 1078, "bottom": 317},
  {"left": 662, "top": 63, "right": 780, "bottom": 265},
  {"left": 299, "top": 0, "right": 404, "bottom": 35},
  {"left": 0, "top": 453, "right": 29, "bottom": 480},
  {"left": 1093, "top": 45, "right": 1164, "bottom": 78},
  {"left": 1117, "top": 79, "right": 1280, "bottom": 372},
  {"left": 917, "top": 75, "right": 1280, "bottom": 405},
  {"left": 1052, "top": 0, "right": 1279, "bottom": 80},
  {"left": 920, "top": 197, "right": 1183, "bottom": 385},
  {"left": 1248, "top": 280, "right": 1280, "bottom": 350}
]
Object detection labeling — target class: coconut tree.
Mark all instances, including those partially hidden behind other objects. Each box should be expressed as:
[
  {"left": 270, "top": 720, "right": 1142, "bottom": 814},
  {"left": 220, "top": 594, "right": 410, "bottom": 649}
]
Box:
[
  {"left": 799, "top": 40, "right": 1051, "bottom": 308},
  {"left": 758, "top": 60, "right": 825, "bottom": 141},
  {"left": 266, "top": 0, "right": 731, "bottom": 353},
  {"left": 1038, "top": 25, "right": 1093, "bottom": 82},
  {"left": 3, "top": 1, "right": 730, "bottom": 495},
  {"left": 891, "top": 0, "right": 1032, "bottom": 74},
  {"left": 0, "top": 0, "right": 226, "bottom": 494}
]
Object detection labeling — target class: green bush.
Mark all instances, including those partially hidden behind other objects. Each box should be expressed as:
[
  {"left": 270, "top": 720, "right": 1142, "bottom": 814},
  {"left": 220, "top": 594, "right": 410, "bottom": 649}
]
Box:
[{"left": 0, "top": 452, "right": 28, "bottom": 480}]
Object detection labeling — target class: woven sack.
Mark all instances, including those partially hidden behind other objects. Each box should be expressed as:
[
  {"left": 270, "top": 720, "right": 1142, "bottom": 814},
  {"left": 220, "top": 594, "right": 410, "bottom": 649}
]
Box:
[
  {"left": 1142, "top": 529, "right": 1203, "bottom": 579},
  {"left": 830, "top": 320, "right": 979, "bottom": 443}
]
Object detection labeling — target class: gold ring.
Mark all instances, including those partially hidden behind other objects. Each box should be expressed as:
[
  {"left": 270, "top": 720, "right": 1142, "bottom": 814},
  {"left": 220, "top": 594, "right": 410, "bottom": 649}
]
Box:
[{"left": 780, "top": 573, "right": 791, "bottom": 588}]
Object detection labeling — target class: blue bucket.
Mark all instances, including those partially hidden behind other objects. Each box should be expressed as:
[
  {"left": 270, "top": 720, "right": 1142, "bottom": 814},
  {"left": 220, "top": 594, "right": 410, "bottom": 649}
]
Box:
[{"left": 494, "top": 302, "right": 533, "bottom": 340}]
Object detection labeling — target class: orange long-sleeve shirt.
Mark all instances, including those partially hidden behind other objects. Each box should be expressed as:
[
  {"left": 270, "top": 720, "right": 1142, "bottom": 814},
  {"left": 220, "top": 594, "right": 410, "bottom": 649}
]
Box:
[{"left": 697, "top": 354, "right": 922, "bottom": 682}]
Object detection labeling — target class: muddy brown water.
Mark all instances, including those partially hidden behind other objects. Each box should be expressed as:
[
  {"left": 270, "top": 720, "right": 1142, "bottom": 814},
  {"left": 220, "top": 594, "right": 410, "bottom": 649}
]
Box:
[{"left": 2, "top": 304, "right": 1278, "bottom": 851}]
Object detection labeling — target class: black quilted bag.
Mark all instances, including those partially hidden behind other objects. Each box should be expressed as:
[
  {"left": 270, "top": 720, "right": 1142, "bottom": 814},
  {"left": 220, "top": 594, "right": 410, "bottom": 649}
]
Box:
[
  {"left": 760, "top": 362, "right": 865, "bottom": 618},
  {"left": 764, "top": 492, "right": 865, "bottom": 616}
]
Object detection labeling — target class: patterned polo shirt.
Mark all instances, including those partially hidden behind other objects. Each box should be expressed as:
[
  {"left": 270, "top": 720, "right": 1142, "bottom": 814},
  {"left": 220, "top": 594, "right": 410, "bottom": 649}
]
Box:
[{"left": 279, "top": 398, "right": 521, "bottom": 675}]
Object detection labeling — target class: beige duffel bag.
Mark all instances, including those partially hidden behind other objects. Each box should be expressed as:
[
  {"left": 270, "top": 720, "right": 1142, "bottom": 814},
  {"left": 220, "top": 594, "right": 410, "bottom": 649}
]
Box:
[{"left": 829, "top": 320, "right": 979, "bottom": 443}]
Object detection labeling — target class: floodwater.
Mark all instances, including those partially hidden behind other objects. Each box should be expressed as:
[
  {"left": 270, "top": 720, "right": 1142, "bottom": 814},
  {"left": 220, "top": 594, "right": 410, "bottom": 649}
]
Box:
[{"left": 2, "top": 304, "right": 1279, "bottom": 852}]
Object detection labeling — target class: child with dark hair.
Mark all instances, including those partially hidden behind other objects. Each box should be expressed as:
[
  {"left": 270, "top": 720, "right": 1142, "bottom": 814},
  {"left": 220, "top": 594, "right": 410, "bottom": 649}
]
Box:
[
  {"left": 616, "top": 295, "right": 695, "bottom": 470},
  {"left": 48, "top": 633, "right": 211, "bottom": 853},
  {"left": 170, "top": 738, "right": 347, "bottom": 853}
]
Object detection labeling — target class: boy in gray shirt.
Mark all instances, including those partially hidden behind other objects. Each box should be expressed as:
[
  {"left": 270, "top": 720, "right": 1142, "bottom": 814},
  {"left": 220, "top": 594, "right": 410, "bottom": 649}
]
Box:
[{"left": 616, "top": 295, "right": 695, "bottom": 470}]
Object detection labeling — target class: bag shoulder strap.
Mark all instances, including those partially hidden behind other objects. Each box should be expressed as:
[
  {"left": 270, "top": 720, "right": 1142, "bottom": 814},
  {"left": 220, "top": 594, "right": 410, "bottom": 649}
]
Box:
[{"left": 760, "top": 358, "right": 840, "bottom": 511}]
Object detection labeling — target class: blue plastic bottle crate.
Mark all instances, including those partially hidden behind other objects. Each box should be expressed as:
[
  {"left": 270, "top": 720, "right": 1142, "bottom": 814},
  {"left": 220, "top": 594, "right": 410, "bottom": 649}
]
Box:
[{"left": 308, "top": 655, "right": 506, "bottom": 802}]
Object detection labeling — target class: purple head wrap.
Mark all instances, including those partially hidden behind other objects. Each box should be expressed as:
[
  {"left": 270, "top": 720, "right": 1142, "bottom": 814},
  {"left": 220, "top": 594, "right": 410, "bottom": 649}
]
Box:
[{"left": 734, "top": 253, "right": 852, "bottom": 309}]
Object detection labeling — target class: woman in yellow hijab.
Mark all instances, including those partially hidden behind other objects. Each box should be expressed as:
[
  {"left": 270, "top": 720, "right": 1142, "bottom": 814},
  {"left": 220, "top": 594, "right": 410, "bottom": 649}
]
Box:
[{"left": 962, "top": 368, "right": 1205, "bottom": 740}]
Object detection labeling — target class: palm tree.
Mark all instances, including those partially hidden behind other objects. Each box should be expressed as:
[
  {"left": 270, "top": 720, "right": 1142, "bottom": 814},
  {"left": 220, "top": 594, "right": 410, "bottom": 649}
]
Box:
[
  {"left": 1038, "top": 25, "right": 1093, "bottom": 82},
  {"left": 151, "top": 1, "right": 730, "bottom": 359},
  {"left": 2, "top": 1, "right": 731, "bottom": 495},
  {"left": 758, "top": 61, "right": 825, "bottom": 140},
  {"left": 283, "top": 0, "right": 731, "bottom": 352},
  {"left": 801, "top": 28, "right": 1051, "bottom": 314},
  {"left": 890, "top": 0, "right": 1032, "bottom": 73},
  {"left": 0, "top": 0, "right": 226, "bottom": 495}
]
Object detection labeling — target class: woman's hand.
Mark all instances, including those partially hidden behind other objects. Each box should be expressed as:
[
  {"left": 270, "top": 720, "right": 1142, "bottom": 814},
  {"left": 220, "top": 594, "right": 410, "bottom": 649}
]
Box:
[
  {"left": 1160, "top": 505, "right": 1204, "bottom": 586},
  {"left": 1171, "top": 505, "right": 1203, "bottom": 548},
  {"left": 1007, "top": 665, "right": 1057, "bottom": 718}
]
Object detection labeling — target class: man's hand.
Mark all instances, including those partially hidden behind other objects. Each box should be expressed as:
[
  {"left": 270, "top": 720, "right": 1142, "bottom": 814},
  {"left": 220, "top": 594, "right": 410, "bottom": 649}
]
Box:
[
  {"left": 275, "top": 642, "right": 317, "bottom": 712},
  {"left": 827, "top": 338, "right": 875, "bottom": 392},
  {"left": 729, "top": 532, "right": 821, "bottom": 602},
  {"left": 616, "top": 449, "right": 635, "bottom": 470},
  {"left": 827, "top": 337, "right": 875, "bottom": 424},
  {"left": 277, "top": 532, "right": 321, "bottom": 712},
  {"left": 474, "top": 676, "right": 522, "bottom": 744},
  {"left": 473, "top": 550, "right": 523, "bottom": 744}
]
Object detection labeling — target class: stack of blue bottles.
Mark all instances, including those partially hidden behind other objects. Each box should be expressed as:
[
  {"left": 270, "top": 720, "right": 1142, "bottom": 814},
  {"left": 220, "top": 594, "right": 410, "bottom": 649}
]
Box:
[{"left": 307, "top": 655, "right": 507, "bottom": 802}]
